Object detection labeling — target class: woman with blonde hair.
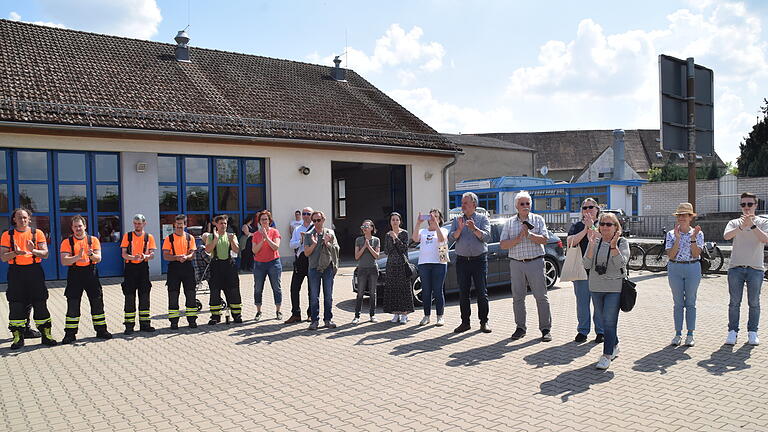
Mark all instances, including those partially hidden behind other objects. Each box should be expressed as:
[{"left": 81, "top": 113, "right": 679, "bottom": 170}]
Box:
[{"left": 665, "top": 203, "right": 703, "bottom": 346}]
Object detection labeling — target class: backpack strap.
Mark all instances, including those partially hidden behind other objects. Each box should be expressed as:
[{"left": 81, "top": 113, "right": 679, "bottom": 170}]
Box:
[
  {"left": 187, "top": 233, "right": 193, "bottom": 253},
  {"left": 68, "top": 236, "right": 75, "bottom": 259},
  {"left": 127, "top": 231, "right": 133, "bottom": 256},
  {"left": 168, "top": 233, "right": 176, "bottom": 256},
  {"left": 143, "top": 233, "right": 149, "bottom": 254},
  {"left": 7, "top": 228, "right": 15, "bottom": 265}
]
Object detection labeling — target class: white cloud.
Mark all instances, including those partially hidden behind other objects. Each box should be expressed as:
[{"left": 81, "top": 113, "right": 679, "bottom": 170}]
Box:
[
  {"left": 8, "top": 11, "right": 67, "bottom": 29},
  {"left": 37, "top": 0, "right": 162, "bottom": 39}
]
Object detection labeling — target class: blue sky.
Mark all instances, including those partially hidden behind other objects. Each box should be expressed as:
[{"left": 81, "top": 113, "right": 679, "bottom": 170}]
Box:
[{"left": 4, "top": 1, "right": 768, "bottom": 163}]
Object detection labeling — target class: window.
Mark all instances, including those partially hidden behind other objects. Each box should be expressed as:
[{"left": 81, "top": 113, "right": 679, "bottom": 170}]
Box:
[{"left": 335, "top": 179, "right": 346, "bottom": 218}]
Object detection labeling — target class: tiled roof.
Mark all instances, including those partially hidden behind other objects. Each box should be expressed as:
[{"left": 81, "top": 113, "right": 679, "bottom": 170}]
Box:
[
  {"left": 0, "top": 19, "right": 457, "bottom": 152},
  {"left": 441, "top": 133, "right": 534, "bottom": 151}
]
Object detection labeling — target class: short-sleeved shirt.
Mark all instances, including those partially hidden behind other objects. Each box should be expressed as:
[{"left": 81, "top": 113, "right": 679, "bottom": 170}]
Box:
[
  {"left": 418, "top": 228, "right": 449, "bottom": 264},
  {"left": 727, "top": 216, "right": 768, "bottom": 270},
  {"left": 355, "top": 236, "right": 381, "bottom": 269},
  {"left": 500, "top": 213, "right": 548, "bottom": 260},
  {"left": 665, "top": 229, "right": 705, "bottom": 261},
  {"left": 120, "top": 232, "right": 156, "bottom": 264},
  {"left": 162, "top": 232, "right": 196, "bottom": 257},
  {"left": 0, "top": 228, "right": 46, "bottom": 265},
  {"left": 253, "top": 228, "right": 281, "bottom": 262},
  {"left": 60, "top": 235, "right": 101, "bottom": 267}
]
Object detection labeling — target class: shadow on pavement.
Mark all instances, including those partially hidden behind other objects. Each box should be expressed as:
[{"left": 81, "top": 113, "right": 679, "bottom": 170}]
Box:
[
  {"left": 446, "top": 338, "right": 540, "bottom": 367},
  {"left": 697, "top": 344, "right": 754, "bottom": 375},
  {"left": 538, "top": 364, "right": 615, "bottom": 402},
  {"left": 390, "top": 330, "right": 475, "bottom": 357},
  {"left": 354, "top": 324, "right": 431, "bottom": 346},
  {"left": 632, "top": 345, "right": 691, "bottom": 374},
  {"left": 523, "top": 341, "right": 600, "bottom": 368}
]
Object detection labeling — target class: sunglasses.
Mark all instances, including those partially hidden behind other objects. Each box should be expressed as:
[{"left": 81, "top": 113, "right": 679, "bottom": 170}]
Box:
[
  {"left": 312, "top": 219, "right": 322, "bottom": 223},
  {"left": 599, "top": 222, "right": 615, "bottom": 227},
  {"left": 519, "top": 202, "right": 531, "bottom": 206},
  {"left": 582, "top": 205, "right": 596, "bottom": 210},
  {"left": 302, "top": 212, "right": 312, "bottom": 216},
  {"left": 740, "top": 202, "right": 755, "bottom": 208},
  {"left": 360, "top": 225, "right": 372, "bottom": 230}
]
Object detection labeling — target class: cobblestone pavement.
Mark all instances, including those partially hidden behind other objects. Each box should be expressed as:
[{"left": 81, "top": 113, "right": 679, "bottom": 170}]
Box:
[{"left": 1, "top": 267, "right": 767, "bottom": 431}]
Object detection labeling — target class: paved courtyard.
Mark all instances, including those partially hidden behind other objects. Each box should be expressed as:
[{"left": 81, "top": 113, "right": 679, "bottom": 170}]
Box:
[{"left": 1, "top": 267, "right": 767, "bottom": 431}]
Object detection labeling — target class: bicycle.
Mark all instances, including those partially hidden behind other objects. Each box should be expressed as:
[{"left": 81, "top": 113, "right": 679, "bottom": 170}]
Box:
[
  {"left": 643, "top": 228, "right": 724, "bottom": 274},
  {"left": 628, "top": 243, "right": 645, "bottom": 271}
]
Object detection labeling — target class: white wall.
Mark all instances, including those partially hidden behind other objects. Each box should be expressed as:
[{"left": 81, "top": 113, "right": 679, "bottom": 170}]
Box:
[{"left": 120, "top": 152, "right": 162, "bottom": 275}]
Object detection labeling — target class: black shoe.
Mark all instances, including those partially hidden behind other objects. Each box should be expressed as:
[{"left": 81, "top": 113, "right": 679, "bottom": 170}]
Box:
[
  {"left": 574, "top": 333, "right": 588, "bottom": 343},
  {"left": 208, "top": 317, "right": 220, "bottom": 325},
  {"left": 188, "top": 318, "right": 198, "bottom": 328},
  {"left": 480, "top": 323, "right": 492, "bottom": 333},
  {"left": 96, "top": 329, "right": 113, "bottom": 340},
  {"left": 594, "top": 334, "right": 604, "bottom": 344},
  {"left": 40, "top": 327, "right": 57, "bottom": 346},
  {"left": 541, "top": 329, "right": 553, "bottom": 342},
  {"left": 453, "top": 322, "right": 471, "bottom": 333},
  {"left": 10, "top": 329, "right": 24, "bottom": 349},
  {"left": 510, "top": 328, "right": 526, "bottom": 340},
  {"left": 233, "top": 316, "right": 243, "bottom": 324},
  {"left": 61, "top": 332, "right": 77, "bottom": 344},
  {"left": 170, "top": 322, "right": 179, "bottom": 330},
  {"left": 23, "top": 327, "right": 41, "bottom": 338},
  {"left": 124, "top": 324, "right": 134, "bottom": 335},
  {"left": 139, "top": 323, "right": 155, "bottom": 332}
]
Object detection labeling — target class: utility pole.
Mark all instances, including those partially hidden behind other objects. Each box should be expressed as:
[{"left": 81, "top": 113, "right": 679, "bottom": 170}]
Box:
[{"left": 686, "top": 57, "right": 696, "bottom": 210}]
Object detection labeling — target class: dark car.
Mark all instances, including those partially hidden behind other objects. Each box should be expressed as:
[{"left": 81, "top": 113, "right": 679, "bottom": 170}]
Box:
[{"left": 353, "top": 218, "right": 565, "bottom": 305}]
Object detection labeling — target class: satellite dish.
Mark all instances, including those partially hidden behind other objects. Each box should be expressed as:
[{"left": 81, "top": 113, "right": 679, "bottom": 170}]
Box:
[{"left": 539, "top": 166, "right": 549, "bottom": 176}]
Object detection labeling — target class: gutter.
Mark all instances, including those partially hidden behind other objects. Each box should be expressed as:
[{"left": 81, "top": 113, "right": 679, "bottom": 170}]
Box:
[{"left": 441, "top": 153, "right": 460, "bottom": 215}]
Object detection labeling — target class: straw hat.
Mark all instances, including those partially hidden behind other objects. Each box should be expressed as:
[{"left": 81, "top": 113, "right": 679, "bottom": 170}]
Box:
[{"left": 673, "top": 202, "right": 697, "bottom": 217}]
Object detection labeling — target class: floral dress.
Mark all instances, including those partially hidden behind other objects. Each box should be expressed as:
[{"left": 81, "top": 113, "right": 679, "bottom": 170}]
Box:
[{"left": 383, "top": 230, "right": 414, "bottom": 313}]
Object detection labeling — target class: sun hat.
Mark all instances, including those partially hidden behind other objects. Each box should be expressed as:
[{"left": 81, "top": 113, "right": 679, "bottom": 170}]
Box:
[{"left": 673, "top": 202, "right": 697, "bottom": 217}]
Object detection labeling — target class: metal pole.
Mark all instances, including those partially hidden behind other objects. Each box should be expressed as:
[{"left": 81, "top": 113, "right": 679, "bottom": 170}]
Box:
[{"left": 686, "top": 57, "right": 696, "bottom": 209}]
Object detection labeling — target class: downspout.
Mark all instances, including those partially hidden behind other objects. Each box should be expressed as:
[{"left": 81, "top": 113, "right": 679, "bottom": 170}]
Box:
[{"left": 442, "top": 153, "right": 459, "bottom": 216}]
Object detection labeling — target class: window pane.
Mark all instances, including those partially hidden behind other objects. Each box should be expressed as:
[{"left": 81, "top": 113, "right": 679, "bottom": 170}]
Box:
[
  {"left": 98, "top": 215, "right": 121, "bottom": 243},
  {"left": 216, "top": 159, "right": 239, "bottom": 183},
  {"left": 30, "top": 216, "right": 51, "bottom": 244},
  {"left": 217, "top": 186, "right": 240, "bottom": 211},
  {"left": 159, "top": 185, "right": 179, "bottom": 212},
  {"left": 59, "top": 184, "right": 88, "bottom": 212},
  {"left": 338, "top": 199, "right": 346, "bottom": 217},
  {"left": 0, "top": 150, "right": 7, "bottom": 180},
  {"left": 158, "top": 156, "right": 177, "bottom": 183},
  {"left": 17, "top": 151, "right": 48, "bottom": 181},
  {"left": 245, "top": 186, "right": 265, "bottom": 213},
  {"left": 337, "top": 179, "right": 346, "bottom": 199},
  {"left": 160, "top": 214, "right": 177, "bottom": 241},
  {"left": 186, "top": 186, "right": 209, "bottom": 211},
  {"left": 19, "top": 184, "right": 49, "bottom": 213},
  {"left": 0, "top": 217, "right": 8, "bottom": 233},
  {"left": 95, "top": 154, "right": 118, "bottom": 182},
  {"left": 58, "top": 153, "right": 86, "bottom": 182},
  {"left": 0, "top": 184, "right": 7, "bottom": 213},
  {"left": 245, "top": 159, "right": 262, "bottom": 184},
  {"left": 186, "top": 214, "right": 211, "bottom": 238},
  {"left": 60, "top": 216, "right": 77, "bottom": 240},
  {"left": 185, "top": 158, "right": 208, "bottom": 183},
  {"left": 96, "top": 185, "right": 120, "bottom": 213}
]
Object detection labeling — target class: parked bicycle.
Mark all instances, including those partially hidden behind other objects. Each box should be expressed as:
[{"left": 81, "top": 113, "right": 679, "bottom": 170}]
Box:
[
  {"left": 643, "top": 228, "right": 724, "bottom": 274},
  {"left": 628, "top": 243, "right": 645, "bottom": 271}
]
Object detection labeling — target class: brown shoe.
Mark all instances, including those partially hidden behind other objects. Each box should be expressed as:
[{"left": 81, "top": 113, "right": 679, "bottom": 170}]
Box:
[{"left": 284, "top": 315, "right": 302, "bottom": 324}]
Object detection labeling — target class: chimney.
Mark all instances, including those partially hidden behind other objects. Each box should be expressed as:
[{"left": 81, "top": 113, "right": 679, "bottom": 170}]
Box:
[
  {"left": 331, "top": 56, "right": 346, "bottom": 81},
  {"left": 174, "top": 30, "right": 191, "bottom": 62},
  {"left": 613, "top": 129, "right": 626, "bottom": 180}
]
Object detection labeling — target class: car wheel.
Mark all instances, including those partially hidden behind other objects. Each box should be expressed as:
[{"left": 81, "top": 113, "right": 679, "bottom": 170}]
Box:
[
  {"left": 411, "top": 276, "right": 423, "bottom": 307},
  {"left": 544, "top": 256, "right": 559, "bottom": 289}
]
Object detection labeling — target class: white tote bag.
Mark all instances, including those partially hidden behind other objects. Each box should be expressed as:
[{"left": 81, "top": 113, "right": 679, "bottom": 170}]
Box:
[{"left": 560, "top": 244, "right": 588, "bottom": 282}]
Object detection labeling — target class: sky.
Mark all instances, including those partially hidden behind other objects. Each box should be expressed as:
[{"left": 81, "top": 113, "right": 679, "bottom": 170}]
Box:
[{"left": 3, "top": 0, "right": 768, "bottom": 163}]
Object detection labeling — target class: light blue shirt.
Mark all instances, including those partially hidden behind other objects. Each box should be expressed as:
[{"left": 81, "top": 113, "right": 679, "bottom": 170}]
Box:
[{"left": 447, "top": 212, "right": 491, "bottom": 257}]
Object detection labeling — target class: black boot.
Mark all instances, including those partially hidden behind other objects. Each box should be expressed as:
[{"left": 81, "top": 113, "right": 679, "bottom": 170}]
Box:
[
  {"left": 10, "top": 328, "right": 24, "bottom": 350},
  {"left": 124, "top": 323, "right": 135, "bottom": 335},
  {"left": 95, "top": 326, "right": 112, "bottom": 340},
  {"left": 40, "top": 326, "right": 58, "bottom": 346},
  {"left": 233, "top": 314, "right": 243, "bottom": 324},
  {"left": 169, "top": 318, "right": 179, "bottom": 330},
  {"left": 23, "top": 326, "right": 41, "bottom": 338},
  {"left": 208, "top": 315, "right": 220, "bottom": 325},
  {"left": 187, "top": 317, "right": 197, "bottom": 328},
  {"left": 139, "top": 322, "right": 155, "bottom": 332},
  {"left": 61, "top": 330, "right": 77, "bottom": 344}
]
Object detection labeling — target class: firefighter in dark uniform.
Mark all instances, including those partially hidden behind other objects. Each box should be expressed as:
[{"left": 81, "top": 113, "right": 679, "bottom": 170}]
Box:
[
  {"left": 60, "top": 215, "right": 112, "bottom": 344},
  {"left": 120, "top": 214, "right": 157, "bottom": 334},
  {"left": 162, "top": 214, "right": 198, "bottom": 329},
  {"left": 204, "top": 215, "right": 243, "bottom": 324},
  {"left": 1, "top": 208, "right": 57, "bottom": 349}
]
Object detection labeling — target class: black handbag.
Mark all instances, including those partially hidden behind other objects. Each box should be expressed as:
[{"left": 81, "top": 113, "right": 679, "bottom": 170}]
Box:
[{"left": 620, "top": 278, "right": 637, "bottom": 312}]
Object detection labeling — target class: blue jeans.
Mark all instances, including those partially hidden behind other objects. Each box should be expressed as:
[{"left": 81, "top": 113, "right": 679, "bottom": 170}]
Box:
[
  {"left": 456, "top": 255, "right": 489, "bottom": 324},
  {"left": 308, "top": 267, "right": 335, "bottom": 322},
  {"left": 728, "top": 266, "right": 764, "bottom": 332},
  {"left": 418, "top": 263, "right": 447, "bottom": 316},
  {"left": 668, "top": 261, "right": 701, "bottom": 334},
  {"left": 252, "top": 259, "right": 282, "bottom": 306},
  {"left": 573, "top": 279, "right": 603, "bottom": 336},
  {"left": 591, "top": 291, "right": 620, "bottom": 356}
]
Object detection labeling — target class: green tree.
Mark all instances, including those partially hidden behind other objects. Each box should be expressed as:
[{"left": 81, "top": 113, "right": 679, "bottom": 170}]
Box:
[{"left": 737, "top": 99, "right": 768, "bottom": 177}]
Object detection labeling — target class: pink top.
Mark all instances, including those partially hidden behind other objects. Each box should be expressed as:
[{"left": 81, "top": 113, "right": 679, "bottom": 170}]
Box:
[{"left": 253, "top": 228, "right": 281, "bottom": 262}]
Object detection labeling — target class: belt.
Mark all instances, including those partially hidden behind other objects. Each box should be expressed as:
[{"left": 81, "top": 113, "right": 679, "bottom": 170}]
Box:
[
  {"left": 511, "top": 256, "right": 544, "bottom": 263},
  {"left": 669, "top": 260, "right": 700, "bottom": 264},
  {"left": 457, "top": 253, "right": 486, "bottom": 261}
]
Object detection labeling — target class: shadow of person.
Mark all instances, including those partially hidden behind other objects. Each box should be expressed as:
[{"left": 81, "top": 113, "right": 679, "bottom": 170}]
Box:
[
  {"left": 231, "top": 323, "right": 325, "bottom": 345},
  {"left": 523, "top": 341, "right": 600, "bottom": 368},
  {"left": 390, "top": 331, "right": 474, "bottom": 358},
  {"left": 325, "top": 321, "right": 400, "bottom": 341},
  {"left": 697, "top": 344, "right": 754, "bottom": 376},
  {"left": 354, "top": 325, "right": 432, "bottom": 346},
  {"left": 538, "top": 364, "right": 615, "bottom": 402},
  {"left": 446, "top": 338, "right": 540, "bottom": 367},
  {"left": 632, "top": 345, "right": 691, "bottom": 374}
]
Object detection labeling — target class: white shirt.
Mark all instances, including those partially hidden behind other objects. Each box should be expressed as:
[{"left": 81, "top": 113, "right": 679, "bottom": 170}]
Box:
[
  {"left": 417, "top": 227, "right": 449, "bottom": 265},
  {"left": 726, "top": 216, "right": 768, "bottom": 270},
  {"left": 500, "top": 213, "right": 547, "bottom": 260},
  {"left": 289, "top": 223, "right": 313, "bottom": 257}
]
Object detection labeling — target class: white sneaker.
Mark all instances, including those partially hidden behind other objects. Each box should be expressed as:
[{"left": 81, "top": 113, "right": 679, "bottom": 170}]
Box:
[
  {"left": 671, "top": 335, "right": 682, "bottom": 346},
  {"left": 399, "top": 314, "right": 408, "bottom": 324},
  {"left": 595, "top": 356, "right": 611, "bottom": 370},
  {"left": 684, "top": 335, "right": 695, "bottom": 347},
  {"left": 419, "top": 316, "right": 430, "bottom": 326},
  {"left": 390, "top": 314, "right": 400, "bottom": 323},
  {"left": 370, "top": 316, "right": 378, "bottom": 323},
  {"left": 351, "top": 317, "right": 360, "bottom": 325},
  {"left": 435, "top": 316, "right": 445, "bottom": 327},
  {"left": 611, "top": 345, "right": 620, "bottom": 360},
  {"left": 725, "top": 330, "right": 738, "bottom": 345},
  {"left": 748, "top": 331, "right": 760, "bottom": 346}
]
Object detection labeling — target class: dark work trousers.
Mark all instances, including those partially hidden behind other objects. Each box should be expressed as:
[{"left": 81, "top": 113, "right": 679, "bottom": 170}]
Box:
[
  {"left": 289, "top": 253, "right": 312, "bottom": 318},
  {"left": 456, "top": 254, "right": 490, "bottom": 325},
  {"left": 64, "top": 265, "right": 106, "bottom": 333},
  {"left": 166, "top": 261, "right": 198, "bottom": 322},
  {"left": 122, "top": 261, "right": 152, "bottom": 325},
  {"left": 209, "top": 258, "right": 242, "bottom": 317},
  {"left": 354, "top": 266, "right": 379, "bottom": 318},
  {"left": 7, "top": 263, "right": 51, "bottom": 330}
]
